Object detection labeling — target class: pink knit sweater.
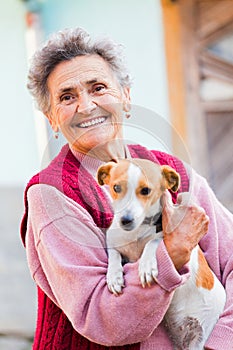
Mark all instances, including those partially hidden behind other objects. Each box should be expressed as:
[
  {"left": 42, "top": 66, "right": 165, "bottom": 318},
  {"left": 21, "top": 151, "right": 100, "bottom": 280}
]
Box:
[{"left": 22, "top": 145, "right": 233, "bottom": 349}]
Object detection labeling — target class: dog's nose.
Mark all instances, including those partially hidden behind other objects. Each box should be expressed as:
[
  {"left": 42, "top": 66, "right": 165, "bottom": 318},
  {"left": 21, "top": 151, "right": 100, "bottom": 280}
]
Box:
[{"left": 120, "top": 214, "right": 135, "bottom": 230}]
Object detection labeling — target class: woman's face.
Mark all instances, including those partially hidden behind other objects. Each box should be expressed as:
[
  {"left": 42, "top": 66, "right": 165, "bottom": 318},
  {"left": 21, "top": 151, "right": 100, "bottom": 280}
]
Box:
[{"left": 46, "top": 55, "right": 130, "bottom": 154}]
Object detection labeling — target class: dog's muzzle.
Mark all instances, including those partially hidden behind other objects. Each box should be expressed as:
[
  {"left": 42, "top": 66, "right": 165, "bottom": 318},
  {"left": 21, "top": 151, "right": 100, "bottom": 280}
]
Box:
[{"left": 120, "top": 213, "right": 135, "bottom": 231}]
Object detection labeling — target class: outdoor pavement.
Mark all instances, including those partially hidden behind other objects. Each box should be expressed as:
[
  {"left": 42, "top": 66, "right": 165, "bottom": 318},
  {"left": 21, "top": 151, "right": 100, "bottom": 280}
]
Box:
[{"left": 0, "top": 186, "right": 36, "bottom": 349}]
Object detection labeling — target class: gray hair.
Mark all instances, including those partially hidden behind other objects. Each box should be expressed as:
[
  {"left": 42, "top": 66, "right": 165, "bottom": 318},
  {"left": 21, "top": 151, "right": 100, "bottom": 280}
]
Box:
[{"left": 27, "top": 27, "right": 132, "bottom": 113}]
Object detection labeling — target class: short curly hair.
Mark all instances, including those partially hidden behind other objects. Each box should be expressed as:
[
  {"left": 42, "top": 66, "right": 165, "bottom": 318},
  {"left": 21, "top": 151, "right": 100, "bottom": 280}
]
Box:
[{"left": 27, "top": 27, "right": 132, "bottom": 113}]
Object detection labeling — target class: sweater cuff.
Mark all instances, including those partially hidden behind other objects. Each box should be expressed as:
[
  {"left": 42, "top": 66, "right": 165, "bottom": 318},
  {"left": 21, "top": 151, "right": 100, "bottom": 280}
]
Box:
[
  {"left": 156, "top": 240, "right": 190, "bottom": 292},
  {"left": 205, "top": 324, "right": 233, "bottom": 349}
]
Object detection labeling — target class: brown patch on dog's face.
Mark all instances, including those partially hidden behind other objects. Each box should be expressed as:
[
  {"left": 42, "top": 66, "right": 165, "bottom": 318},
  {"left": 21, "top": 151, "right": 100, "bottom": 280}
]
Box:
[
  {"left": 108, "top": 161, "right": 130, "bottom": 200},
  {"left": 97, "top": 160, "right": 130, "bottom": 200},
  {"left": 135, "top": 161, "right": 164, "bottom": 209}
]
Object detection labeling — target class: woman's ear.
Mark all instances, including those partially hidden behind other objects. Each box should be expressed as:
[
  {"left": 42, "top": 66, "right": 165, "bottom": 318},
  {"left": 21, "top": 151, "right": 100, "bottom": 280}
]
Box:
[
  {"left": 122, "top": 87, "right": 131, "bottom": 112},
  {"left": 45, "top": 111, "right": 59, "bottom": 132}
]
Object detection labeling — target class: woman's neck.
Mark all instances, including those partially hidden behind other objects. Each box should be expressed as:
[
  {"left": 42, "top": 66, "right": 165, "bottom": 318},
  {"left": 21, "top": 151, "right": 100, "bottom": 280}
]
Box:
[{"left": 70, "top": 139, "right": 126, "bottom": 163}]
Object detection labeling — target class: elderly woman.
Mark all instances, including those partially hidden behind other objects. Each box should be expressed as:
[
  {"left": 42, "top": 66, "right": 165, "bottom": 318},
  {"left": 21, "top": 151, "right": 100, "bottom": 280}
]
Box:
[{"left": 21, "top": 28, "right": 233, "bottom": 350}]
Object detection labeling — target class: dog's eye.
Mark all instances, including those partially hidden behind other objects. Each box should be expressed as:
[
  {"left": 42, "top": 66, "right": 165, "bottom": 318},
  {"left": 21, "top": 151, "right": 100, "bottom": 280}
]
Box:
[
  {"left": 140, "top": 187, "right": 151, "bottom": 196},
  {"left": 113, "top": 184, "right": 122, "bottom": 193}
]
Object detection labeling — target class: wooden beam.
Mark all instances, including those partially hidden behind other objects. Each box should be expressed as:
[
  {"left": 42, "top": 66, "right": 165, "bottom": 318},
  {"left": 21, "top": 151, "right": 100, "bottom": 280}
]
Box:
[
  {"left": 202, "top": 100, "right": 233, "bottom": 112},
  {"left": 200, "top": 51, "right": 233, "bottom": 84},
  {"left": 197, "top": 0, "right": 233, "bottom": 39},
  {"left": 161, "top": 0, "right": 209, "bottom": 176},
  {"left": 160, "top": 0, "right": 188, "bottom": 160},
  {"left": 199, "top": 21, "right": 233, "bottom": 48},
  {"left": 179, "top": 0, "right": 209, "bottom": 177}
]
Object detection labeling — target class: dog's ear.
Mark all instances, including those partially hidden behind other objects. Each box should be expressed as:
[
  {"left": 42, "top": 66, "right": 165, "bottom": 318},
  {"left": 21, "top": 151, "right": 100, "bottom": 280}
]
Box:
[
  {"left": 161, "top": 165, "right": 180, "bottom": 192},
  {"left": 97, "top": 162, "right": 116, "bottom": 186}
]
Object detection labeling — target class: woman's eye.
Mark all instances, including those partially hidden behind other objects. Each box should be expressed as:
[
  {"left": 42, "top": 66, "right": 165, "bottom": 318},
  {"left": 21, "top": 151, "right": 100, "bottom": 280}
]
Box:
[
  {"left": 93, "top": 84, "right": 106, "bottom": 93},
  {"left": 140, "top": 187, "right": 151, "bottom": 196},
  {"left": 60, "top": 95, "right": 75, "bottom": 104},
  {"left": 113, "top": 184, "right": 122, "bottom": 193}
]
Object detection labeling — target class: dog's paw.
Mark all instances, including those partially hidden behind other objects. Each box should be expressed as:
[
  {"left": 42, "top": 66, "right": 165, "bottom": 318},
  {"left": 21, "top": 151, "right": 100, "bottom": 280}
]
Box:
[
  {"left": 106, "top": 267, "right": 124, "bottom": 296},
  {"left": 138, "top": 239, "right": 159, "bottom": 287},
  {"left": 139, "top": 256, "right": 158, "bottom": 287}
]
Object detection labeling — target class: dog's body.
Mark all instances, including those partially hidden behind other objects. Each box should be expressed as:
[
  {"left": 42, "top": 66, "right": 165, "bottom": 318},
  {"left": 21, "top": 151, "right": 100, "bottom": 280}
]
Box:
[{"left": 97, "top": 159, "right": 226, "bottom": 350}]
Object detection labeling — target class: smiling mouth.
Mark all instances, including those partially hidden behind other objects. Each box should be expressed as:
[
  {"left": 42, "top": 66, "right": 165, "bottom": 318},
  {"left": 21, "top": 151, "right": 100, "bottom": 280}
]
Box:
[{"left": 77, "top": 117, "right": 107, "bottom": 128}]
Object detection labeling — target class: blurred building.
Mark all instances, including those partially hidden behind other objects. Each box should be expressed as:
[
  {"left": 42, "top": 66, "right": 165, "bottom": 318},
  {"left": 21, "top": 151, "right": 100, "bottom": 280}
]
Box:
[{"left": 0, "top": 0, "right": 232, "bottom": 348}]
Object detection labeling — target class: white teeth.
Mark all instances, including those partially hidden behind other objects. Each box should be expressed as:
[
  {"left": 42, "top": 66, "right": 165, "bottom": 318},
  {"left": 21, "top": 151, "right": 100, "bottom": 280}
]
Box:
[{"left": 79, "top": 117, "right": 106, "bottom": 128}]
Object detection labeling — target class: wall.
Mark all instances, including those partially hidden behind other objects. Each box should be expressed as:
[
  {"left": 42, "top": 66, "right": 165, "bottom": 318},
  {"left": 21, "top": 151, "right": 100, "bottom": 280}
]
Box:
[
  {"left": 0, "top": 1, "right": 38, "bottom": 346},
  {"left": 0, "top": 0, "right": 39, "bottom": 186}
]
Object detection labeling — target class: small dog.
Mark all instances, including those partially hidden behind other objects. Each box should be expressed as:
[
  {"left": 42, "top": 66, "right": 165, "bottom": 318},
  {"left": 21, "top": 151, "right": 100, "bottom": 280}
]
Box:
[{"left": 97, "top": 158, "right": 226, "bottom": 350}]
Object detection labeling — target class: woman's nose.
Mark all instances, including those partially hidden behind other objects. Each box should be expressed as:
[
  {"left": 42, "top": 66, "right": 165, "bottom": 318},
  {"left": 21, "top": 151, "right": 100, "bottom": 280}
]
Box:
[{"left": 76, "top": 91, "right": 96, "bottom": 115}]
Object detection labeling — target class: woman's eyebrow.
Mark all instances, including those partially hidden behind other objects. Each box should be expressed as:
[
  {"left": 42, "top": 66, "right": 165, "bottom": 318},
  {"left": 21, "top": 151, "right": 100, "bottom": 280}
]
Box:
[
  {"left": 58, "top": 80, "right": 98, "bottom": 93},
  {"left": 57, "top": 86, "right": 75, "bottom": 95},
  {"left": 85, "top": 79, "right": 98, "bottom": 85},
  {"left": 56, "top": 79, "right": 103, "bottom": 97}
]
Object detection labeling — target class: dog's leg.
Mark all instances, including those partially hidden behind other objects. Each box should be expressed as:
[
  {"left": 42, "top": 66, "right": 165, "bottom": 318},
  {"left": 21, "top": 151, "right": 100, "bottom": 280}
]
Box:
[
  {"left": 139, "top": 237, "right": 162, "bottom": 287},
  {"left": 106, "top": 249, "right": 124, "bottom": 295}
]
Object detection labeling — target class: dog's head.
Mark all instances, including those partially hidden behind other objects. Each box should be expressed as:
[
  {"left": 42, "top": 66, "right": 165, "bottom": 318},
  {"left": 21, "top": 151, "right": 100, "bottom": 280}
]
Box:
[{"left": 97, "top": 159, "right": 180, "bottom": 231}]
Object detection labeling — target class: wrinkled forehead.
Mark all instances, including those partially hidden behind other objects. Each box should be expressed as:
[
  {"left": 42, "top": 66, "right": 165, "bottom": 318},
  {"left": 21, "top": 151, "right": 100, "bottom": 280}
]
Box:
[{"left": 47, "top": 54, "right": 119, "bottom": 92}]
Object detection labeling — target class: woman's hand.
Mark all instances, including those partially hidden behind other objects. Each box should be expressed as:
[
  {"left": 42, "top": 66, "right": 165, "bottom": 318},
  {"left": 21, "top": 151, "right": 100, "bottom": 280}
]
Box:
[{"left": 162, "top": 191, "right": 209, "bottom": 270}]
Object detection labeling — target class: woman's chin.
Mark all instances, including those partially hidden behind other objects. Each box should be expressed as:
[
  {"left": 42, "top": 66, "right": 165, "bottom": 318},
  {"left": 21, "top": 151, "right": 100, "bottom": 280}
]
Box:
[{"left": 73, "top": 125, "right": 118, "bottom": 150}]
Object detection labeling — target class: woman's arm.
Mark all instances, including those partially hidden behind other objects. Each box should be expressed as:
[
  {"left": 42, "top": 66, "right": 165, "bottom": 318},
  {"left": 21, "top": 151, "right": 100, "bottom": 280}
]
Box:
[{"left": 26, "top": 184, "right": 190, "bottom": 346}]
